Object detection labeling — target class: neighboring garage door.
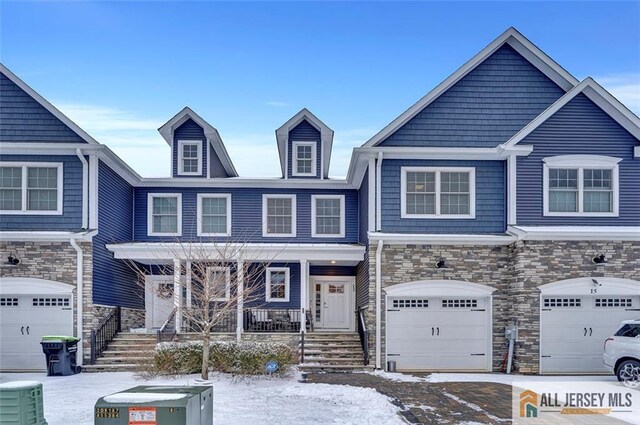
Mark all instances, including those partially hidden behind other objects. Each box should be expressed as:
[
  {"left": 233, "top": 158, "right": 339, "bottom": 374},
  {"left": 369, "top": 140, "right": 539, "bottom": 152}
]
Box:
[
  {"left": 539, "top": 277, "right": 640, "bottom": 374},
  {"left": 385, "top": 280, "right": 496, "bottom": 372},
  {"left": 0, "top": 278, "right": 74, "bottom": 371}
]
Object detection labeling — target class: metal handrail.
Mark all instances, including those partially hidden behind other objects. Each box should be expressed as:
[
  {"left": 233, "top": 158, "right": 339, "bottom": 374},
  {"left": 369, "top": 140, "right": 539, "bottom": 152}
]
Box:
[
  {"left": 156, "top": 306, "right": 177, "bottom": 343},
  {"left": 89, "top": 306, "right": 121, "bottom": 365},
  {"left": 357, "top": 307, "right": 370, "bottom": 366}
]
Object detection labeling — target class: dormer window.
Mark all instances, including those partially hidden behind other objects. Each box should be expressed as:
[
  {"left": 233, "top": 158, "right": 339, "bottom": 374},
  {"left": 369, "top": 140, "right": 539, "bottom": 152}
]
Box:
[
  {"left": 292, "top": 141, "right": 316, "bottom": 177},
  {"left": 177, "top": 140, "right": 202, "bottom": 175}
]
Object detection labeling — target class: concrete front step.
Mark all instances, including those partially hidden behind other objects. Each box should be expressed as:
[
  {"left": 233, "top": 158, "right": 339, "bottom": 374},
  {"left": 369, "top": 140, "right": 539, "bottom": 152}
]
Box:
[
  {"left": 303, "top": 357, "right": 365, "bottom": 365},
  {"left": 95, "top": 357, "right": 152, "bottom": 365},
  {"left": 82, "top": 364, "right": 140, "bottom": 373},
  {"left": 299, "top": 364, "right": 373, "bottom": 373},
  {"left": 100, "top": 351, "right": 154, "bottom": 359}
]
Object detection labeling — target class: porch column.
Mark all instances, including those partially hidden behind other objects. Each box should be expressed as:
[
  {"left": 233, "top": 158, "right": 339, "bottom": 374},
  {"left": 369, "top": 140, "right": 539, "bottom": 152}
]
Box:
[
  {"left": 185, "top": 261, "right": 192, "bottom": 308},
  {"left": 236, "top": 258, "right": 244, "bottom": 342},
  {"left": 173, "top": 258, "right": 182, "bottom": 333},
  {"left": 300, "top": 259, "right": 308, "bottom": 333}
]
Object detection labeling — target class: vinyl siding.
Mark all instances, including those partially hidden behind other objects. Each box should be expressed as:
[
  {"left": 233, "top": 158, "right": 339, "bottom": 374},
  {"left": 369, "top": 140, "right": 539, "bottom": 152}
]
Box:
[
  {"left": 134, "top": 187, "right": 359, "bottom": 243},
  {"left": 381, "top": 159, "right": 506, "bottom": 233},
  {"left": 172, "top": 119, "right": 207, "bottom": 178},
  {"left": 0, "top": 154, "right": 84, "bottom": 230},
  {"left": 92, "top": 160, "right": 141, "bottom": 309},
  {"left": 517, "top": 93, "right": 640, "bottom": 226},
  {"left": 245, "top": 262, "right": 301, "bottom": 309},
  {"left": 0, "top": 73, "right": 86, "bottom": 143},
  {"left": 359, "top": 169, "right": 369, "bottom": 244},
  {"left": 209, "top": 143, "right": 229, "bottom": 178},
  {"left": 287, "top": 120, "right": 322, "bottom": 179},
  {"left": 379, "top": 45, "right": 566, "bottom": 148}
]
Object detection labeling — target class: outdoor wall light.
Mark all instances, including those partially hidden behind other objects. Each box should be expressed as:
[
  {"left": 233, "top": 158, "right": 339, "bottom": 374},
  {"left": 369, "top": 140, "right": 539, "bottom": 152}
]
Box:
[
  {"left": 436, "top": 258, "right": 447, "bottom": 269},
  {"left": 7, "top": 254, "right": 20, "bottom": 266},
  {"left": 592, "top": 253, "right": 607, "bottom": 265}
]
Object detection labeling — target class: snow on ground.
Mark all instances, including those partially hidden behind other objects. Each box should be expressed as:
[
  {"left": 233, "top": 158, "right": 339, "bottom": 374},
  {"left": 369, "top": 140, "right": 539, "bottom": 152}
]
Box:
[{"left": 0, "top": 371, "right": 405, "bottom": 425}]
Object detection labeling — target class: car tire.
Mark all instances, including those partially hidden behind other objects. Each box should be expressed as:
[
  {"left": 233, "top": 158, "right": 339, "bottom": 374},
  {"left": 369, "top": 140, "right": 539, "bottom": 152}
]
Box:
[{"left": 615, "top": 359, "right": 640, "bottom": 386}]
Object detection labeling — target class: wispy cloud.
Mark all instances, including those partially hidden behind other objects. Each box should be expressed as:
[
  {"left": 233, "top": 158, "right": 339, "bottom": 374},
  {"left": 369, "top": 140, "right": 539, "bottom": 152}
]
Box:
[
  {"left": 594, "top": 73, "right": 640, "bottom": 115},
  {"left": 265, "top": 100, "right": 288, "bottom": 107}
]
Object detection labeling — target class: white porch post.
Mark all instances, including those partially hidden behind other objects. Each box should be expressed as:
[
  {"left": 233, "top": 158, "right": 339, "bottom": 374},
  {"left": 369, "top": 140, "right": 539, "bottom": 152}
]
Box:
[
  {"left": 300, "top": 259, "right": 308, "bottom": 333},
  {"left": 236, "top": 258, "right": 244, "bottom": 342},
  {"left": 185, "top": 261, "right": 192, "bottom": 308},
  {"left": 173, "top": 258, "right": 182, "bottom": 333}
]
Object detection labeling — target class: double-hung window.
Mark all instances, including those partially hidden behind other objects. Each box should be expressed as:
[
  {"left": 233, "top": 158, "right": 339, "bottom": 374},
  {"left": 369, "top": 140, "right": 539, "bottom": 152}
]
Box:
[
  {"left": 266, "top": 267, "right": 290, "bottom": 302},
  {"left": 197, "top": 194, "right": 231, "bottom": 236},
  {"left": 543, "top": 155, "right": 620, "bottom": 216},
  {"left": 0, "top": 162, "right": 63, "bottom": 215},
  {"left": 206, "top": 266, "right": 231, "bottom": 302},
  {"left": 262, "top": 194, "right": 296, "bottom": 237},
  {"left": 148, "top": 193, "right": 182, "bottom": 236},
  {"left": 292, "top": 141, "right": 316, "bottom": 176},
  {"left": 177, "top": 140, "right": 202, "bottom": 175},
  {"left": 401, "top": 167, "right": 476, "bottom": 218},
  {"left": 312, "top": 195, "right": 345, "bottom": 237}
]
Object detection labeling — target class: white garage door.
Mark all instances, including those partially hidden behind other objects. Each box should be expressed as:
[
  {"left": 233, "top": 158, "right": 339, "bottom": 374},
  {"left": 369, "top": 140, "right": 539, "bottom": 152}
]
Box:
[
  {"left": 387, "top": 296, "right": 491, "bottom": 371},
  {"left": 0, "top": 278, "right": 74, "bottom": 372},
  {"left": 541, "top": 294, "right": 640, "bottom": 374}
]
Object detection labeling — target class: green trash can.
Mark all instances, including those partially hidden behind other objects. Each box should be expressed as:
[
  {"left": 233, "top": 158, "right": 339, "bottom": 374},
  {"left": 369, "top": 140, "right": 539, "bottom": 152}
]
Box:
[
  {"left": 0, "top": 381, "right": 47, "bottom": 425},
  {"left": 94, "top": 385, "right": 213, "bottom": 425},
  {"left": 40, "top": 336, "right": 81, "bottom": 376}
]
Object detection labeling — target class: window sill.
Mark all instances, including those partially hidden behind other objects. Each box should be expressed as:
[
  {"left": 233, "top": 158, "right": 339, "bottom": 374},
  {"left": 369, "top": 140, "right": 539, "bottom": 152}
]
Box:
[
  {"left": 401, "top": 213, "right": 476, "bottom": 220},
  {"left": 543, "top": 212, "right": 619, "bottom": 218},
  {"left": 148, "top": 232, "right": 182, "bottom": 237},
  {"left": 0, "top": 210, "right": 63, "bottom": 215}
]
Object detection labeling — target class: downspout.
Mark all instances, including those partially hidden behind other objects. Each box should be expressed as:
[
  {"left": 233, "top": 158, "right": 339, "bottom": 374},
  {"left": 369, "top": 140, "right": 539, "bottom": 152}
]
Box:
[
  {"left": 70, "top": 237, "right": 84, "bottom": 366},
  {"left": 75, "top": 149, "right": 88, "bottom": 229},
  {"left": 376, "top": 152, "right": 383, "bottom": 231},
  {"left": 375, "top": 239, "right": 383, "bottom": 369}
]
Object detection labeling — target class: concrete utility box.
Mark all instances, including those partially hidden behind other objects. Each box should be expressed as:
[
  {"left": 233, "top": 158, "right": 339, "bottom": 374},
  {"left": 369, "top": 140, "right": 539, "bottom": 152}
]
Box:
[
  {"left": 0, "top": 381, "right": 47, "bottom": 425},
  {"left": 94, "top": 385, "right": 212, "bottom": 425}
]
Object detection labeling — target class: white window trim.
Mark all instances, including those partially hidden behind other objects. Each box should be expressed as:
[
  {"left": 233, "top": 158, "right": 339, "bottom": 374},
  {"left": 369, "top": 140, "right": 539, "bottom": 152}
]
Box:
[
  {"left": 400, "top": 167, "right": 476, "bottom": 219},
  {"left": 311, "top": 194, "right": 345, "bottom": 238},
  {"left": 177, "top": 140, "right": 203, "bottom": 176},
  {"left": 197, "top": 193, "right": 232, "bottom": 237},
  {"left": 207, "top": 266, "right": 231, "bottom": 302},
  {"left": 292, "top": 141, "right": 317, "bottom": 177},
  {"left": 147, "top": 193, "right": 182, "bottom": 236},
  {"left": 542, "top": 155, "right": 620, "bottom": 217},
  {"left": 0, "top": 162, "right": 63, "bottom": 215},
  {"left": 262, "top": 194, "right": 297, "bottom": 237},
  {"left": 265, "top": 267, "right": 290, "bottom": 302}
]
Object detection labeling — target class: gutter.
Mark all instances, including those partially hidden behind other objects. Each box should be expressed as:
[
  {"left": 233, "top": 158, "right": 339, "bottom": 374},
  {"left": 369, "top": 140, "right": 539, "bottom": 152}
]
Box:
[
  {"left": 76, "top": 149, "right": 89, "bottom": 229},
  {"left": 375, "top": 239, "right": 383, "bottom": 369}
]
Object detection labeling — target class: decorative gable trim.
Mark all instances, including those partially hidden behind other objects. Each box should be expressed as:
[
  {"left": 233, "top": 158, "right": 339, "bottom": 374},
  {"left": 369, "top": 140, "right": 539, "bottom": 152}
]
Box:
[
  {"left": 501, "top": 78, "right": 640, "bottom": 149},
  {"left": 158, "top": 107, "right": 238, "bottom": 177},
  {"left": 0, "top": 64, "right": 99, "bottom": 145},
  {"left": 275, "top": 108, "right": 334, "bottom": 178},
  {"left": 362, "top": 27, "right": 578, "bottom": 148}
]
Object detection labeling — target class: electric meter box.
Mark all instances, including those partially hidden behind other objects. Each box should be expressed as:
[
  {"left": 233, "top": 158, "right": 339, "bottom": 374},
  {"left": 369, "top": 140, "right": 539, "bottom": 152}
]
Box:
[{"left": 94, "top": 385, "right": 212, "bottom": 425}]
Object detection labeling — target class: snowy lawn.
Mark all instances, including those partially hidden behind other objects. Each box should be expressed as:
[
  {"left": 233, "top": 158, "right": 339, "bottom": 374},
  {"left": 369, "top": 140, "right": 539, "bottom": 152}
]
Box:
[{"left": 0, "top": 371, "right": 405, "bottom": 425}]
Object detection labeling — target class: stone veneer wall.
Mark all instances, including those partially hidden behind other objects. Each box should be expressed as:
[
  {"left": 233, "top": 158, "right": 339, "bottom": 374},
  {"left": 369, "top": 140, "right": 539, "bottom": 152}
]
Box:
[
  {"left": 366, "top": 240, "right": 640, "bottom": 374},
  {"left": 510, "top": 240, "right": 640, "bottom": 374}
]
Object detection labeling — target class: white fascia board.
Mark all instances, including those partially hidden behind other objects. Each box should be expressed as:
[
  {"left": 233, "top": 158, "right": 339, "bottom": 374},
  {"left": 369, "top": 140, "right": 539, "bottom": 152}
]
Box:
[
  {"left": 106, "top": 242, "right": 366, "bottom": 263},
  {"left": 0, "top": 230, "right": 98, "bottom": 242},
  {"left": 502, "top": 78, "right": 640, "bottom": 149},
  {"left": 507, "top": 225, "right": 640, "bottom": 241},
  {"left": 368, "top": 232, "right": 517, "bottom": 246},
  {"left": 0, "top": 64, "right": 100, "bottom": 145},
  {"left": 362, "top": 27, "right": 578, "bottom": 148},
  {"left": 0, "top": 142, "right": 104, "bottom": 155}
]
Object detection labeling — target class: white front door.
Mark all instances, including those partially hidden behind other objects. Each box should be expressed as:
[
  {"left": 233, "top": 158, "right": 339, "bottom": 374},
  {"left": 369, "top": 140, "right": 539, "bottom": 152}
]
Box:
[
  {"left": 312, "top": 277, "right": 354, "bottom": 331},
  {"left": 145, "top": 276, "right": 176, "bottom": 329}
]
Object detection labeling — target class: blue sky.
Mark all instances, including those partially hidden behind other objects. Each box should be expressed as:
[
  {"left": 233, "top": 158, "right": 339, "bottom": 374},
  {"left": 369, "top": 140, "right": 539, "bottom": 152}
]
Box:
[{"left": 2, "top": 1, "right": 639, "bottom": 177}]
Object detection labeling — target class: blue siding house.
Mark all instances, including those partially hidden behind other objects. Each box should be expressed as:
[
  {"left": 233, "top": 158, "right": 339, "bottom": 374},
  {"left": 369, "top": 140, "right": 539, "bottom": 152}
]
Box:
[{"left": 1, "top": 27, "right": 638, "bottom": 376}]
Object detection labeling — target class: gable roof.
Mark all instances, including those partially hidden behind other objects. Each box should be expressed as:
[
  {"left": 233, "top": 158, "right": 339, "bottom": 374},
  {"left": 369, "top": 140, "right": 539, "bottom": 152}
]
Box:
[
  {"left": 362, "top": 27, "right": 579, "bottom": 148},
  {"left": 500, "top": 77, "right": 640, "bottom": 149},
  {"left": 158, "top": 106, "right": 238, "bottom": 177},
  {"left": 275, "top": 108, "right": 334, "bottom": 177},
  {"left": 0, "top": 63, "right": 99, "bottom": 144}
]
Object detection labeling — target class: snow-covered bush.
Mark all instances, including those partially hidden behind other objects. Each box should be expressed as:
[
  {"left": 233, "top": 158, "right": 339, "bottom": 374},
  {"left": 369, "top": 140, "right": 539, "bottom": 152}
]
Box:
[{"left": 152, "top": 340, "right": 296, "bottom": 376}]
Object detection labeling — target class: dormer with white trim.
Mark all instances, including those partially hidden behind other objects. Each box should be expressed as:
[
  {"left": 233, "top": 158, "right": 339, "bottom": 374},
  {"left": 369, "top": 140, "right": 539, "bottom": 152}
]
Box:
[
  {"left": 275, "top": 109, "right": 334, "bottom": 179},
  {"left": 158, "top": 107, "right": 238, "bottom": 179}
]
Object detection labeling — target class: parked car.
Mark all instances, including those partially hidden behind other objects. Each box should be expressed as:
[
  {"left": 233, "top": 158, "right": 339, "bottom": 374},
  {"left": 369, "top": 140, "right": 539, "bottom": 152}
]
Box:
[{"left": 603, "top": 319, "right": 640, "bottom": 385}]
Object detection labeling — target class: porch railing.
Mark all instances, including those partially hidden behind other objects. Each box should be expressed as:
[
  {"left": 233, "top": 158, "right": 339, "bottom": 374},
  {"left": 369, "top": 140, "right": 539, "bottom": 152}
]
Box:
[
  {"left": 357, "top": 307, "right": 370, "bottom": 366},
  {"left": 182, "top": 310, "right": 237, "bottom": 334},
  {"left": 156, "top": 307, "right": 177, "bottom": 343},
  {"left": 90, "top": 306, "right": 121, "bottom": 364},
  {"left": 243, "top": 308, "right": 301, "bottom": 333}
]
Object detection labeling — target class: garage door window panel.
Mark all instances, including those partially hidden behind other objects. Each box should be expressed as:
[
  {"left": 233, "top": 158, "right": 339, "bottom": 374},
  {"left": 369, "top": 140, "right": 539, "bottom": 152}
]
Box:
[
  {"left": 392, "top": 299, "right": 429, "bottom": 309},
  {"left": 0, "top": 298, "right": 18, "bottom": 307},
  {"left": 543, "top": 298, "right": 582, "bottom": 308},
  {"left": 442, "top": 299, "right": 478, "bottom": 308},
  {"left": 32, "top": 297, "right": 70, "bottom": 307}
]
